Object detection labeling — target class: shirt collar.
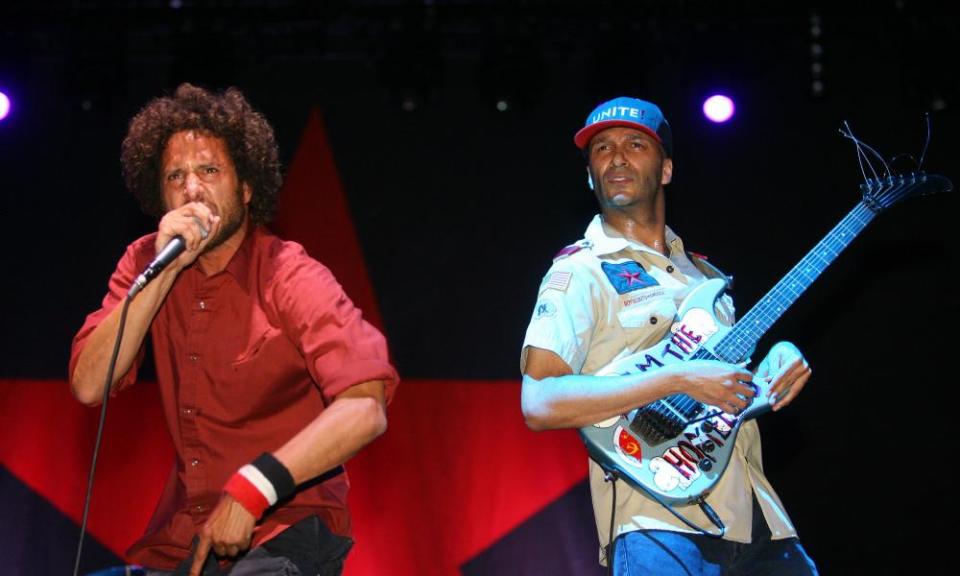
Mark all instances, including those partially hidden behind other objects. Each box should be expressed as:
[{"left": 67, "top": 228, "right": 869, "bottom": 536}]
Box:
[{"left": 584, "top": 214, "right": 685, "bottom": 259}]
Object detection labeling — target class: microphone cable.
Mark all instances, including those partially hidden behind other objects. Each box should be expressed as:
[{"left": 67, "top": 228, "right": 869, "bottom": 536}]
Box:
[
  {"left": 73, "top": 293, "right": 133, "bottom": 576},
  {"left": 72, "top": 223, "right": 204, "bottom": 574}
]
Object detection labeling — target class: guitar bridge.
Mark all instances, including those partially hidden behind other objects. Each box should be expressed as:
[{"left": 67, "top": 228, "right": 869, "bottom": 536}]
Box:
[{"left": 630, "top": 394, "right": 703, "bottom": 445}]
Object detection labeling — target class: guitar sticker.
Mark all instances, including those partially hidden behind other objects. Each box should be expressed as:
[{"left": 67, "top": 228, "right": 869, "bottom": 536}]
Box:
[
  {"left": 649, "top": 413, "right": 735, "bottom": 493},
  {"left": 614, "top": 426, "right": 644, "bottom": 467},
  {"left": 665, "top": 308, "right": 718, "bottom": 359}
]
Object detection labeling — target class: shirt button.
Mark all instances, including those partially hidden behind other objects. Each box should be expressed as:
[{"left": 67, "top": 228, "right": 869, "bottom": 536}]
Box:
[
  {"left": 189, "top": 354, "right": 199, "bottom": 361},
  {"left": 183, "top": 407, "right": 193, "bottom": 415},
  {"left": 666, "top": 265, "right": 675, "bottom": 273},
  {"left": 194, "top": 505, "right": 204, "bottom": 513},
  {"left": 650, "top": 317, "right": 658, "bottom": 325},
  {"left": 191, "top": 459, "right": 200, "bottom": 467}
]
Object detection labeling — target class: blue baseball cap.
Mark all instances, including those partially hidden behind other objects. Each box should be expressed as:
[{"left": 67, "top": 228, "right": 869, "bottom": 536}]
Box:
[{"left": 574, "top": 96, "right": 673, "bottom": 157}]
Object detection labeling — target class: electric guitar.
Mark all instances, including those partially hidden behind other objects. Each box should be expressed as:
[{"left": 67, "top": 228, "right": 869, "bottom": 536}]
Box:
[{"left": 579, "top": 172, "right": 951, "bottom": 505}]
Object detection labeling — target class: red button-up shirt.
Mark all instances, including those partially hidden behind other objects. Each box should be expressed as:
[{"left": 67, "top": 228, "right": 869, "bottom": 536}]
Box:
[{"left": 70, "top": 225, "right": 398, "bottom": 570}]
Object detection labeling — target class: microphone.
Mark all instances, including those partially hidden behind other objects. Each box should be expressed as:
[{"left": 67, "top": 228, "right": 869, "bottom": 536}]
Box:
[{"left": 127, "top": 218, "right": 208, "bottom": 299}]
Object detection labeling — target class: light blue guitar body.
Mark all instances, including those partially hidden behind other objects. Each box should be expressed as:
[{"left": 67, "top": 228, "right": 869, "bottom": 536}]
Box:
[{"left": 579, "top": 278, "right": 768, "bottom": 505}]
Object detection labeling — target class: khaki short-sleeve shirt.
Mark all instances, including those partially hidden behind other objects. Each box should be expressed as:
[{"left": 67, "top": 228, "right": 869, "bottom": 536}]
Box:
[{"left": 521, "top": 215, "right": 797, "bottom": 558}]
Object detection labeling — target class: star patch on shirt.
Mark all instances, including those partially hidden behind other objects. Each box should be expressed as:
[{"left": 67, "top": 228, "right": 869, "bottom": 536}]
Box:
[{"left": 601, "top": 261, "right": 659, "bottom": 294}]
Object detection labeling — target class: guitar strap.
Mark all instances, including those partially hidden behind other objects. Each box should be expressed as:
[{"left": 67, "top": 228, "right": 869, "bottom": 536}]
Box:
[{"left": 687, "top": 252, "right": 734, "bottom": 291}]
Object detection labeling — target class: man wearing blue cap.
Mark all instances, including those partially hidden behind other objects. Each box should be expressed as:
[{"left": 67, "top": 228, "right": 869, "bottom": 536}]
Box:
[{"left": 519, "top": 97, "right": 818, "bottom": 575}]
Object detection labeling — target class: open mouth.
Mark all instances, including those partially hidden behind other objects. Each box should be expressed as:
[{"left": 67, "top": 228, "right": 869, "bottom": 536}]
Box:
[{"left": 605, "top": 174, "right": 634, "bottom": 185}]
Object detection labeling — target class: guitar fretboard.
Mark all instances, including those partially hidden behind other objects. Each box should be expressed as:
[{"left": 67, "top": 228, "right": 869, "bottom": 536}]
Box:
[{"left": 713, "top": 201, "right": 877, "bottom": 363}]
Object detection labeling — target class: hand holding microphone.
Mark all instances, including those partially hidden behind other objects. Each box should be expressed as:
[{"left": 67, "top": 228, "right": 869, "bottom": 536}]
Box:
[{"left": 128, "top": 205, "right": 218, "bottom": 299}]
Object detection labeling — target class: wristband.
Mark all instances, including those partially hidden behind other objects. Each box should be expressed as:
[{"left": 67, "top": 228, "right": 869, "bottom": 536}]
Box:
[{"left": 224, "top": 452, "right": 296, "bottom": 519}]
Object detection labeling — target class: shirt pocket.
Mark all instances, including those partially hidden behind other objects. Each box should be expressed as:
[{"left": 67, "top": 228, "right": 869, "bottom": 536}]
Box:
[
  {"left": 616, "top": 297, "right": 677, "bottom": 330},
  {"left": 615, "top": 296, "right": 677, "bottom": 352},
  {"left": 230, "top": 325, "right": 284, "bottom": 367}
]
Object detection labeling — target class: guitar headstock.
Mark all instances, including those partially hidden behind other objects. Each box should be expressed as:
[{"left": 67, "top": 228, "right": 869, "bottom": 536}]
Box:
[{"left": 860, "top": 172, "right": 953, "bottom": 213}]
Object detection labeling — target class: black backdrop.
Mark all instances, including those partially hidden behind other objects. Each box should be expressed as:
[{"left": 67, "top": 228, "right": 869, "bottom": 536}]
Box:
[{"left": 1, "top": 2, "right": 957, "bottom": 574}]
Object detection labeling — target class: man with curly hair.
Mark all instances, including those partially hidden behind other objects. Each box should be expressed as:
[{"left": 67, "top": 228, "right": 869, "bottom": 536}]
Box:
[{"left": 69, "top": 83, "right": 398, "bottom": 576}]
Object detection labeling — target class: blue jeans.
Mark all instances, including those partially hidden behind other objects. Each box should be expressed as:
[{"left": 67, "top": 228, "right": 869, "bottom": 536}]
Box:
[
  {"left": 145, "top": 515, "right": 352, "bottom": 576},
  {"left": 612, "top": 498, "right": 818, "bottom": 576}
]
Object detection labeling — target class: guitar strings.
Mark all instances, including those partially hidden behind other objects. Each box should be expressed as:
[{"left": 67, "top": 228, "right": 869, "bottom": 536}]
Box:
[
  {"left": 839, "top": 121, "right": 877, "bottom": 181},
  {"left": 840, "top": 121, "right": 890, "bottom": 180},
  {"left": 867, "top": 113, "right": 934, "bottom": 175}
]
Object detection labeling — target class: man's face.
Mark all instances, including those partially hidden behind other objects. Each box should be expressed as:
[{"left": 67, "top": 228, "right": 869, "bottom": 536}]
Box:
[
  {"left": 587, "top": 126, "right": 672, "bottom": 209},
  {"left": 161, "top": 130, "right": 251, "bottom": 251}
]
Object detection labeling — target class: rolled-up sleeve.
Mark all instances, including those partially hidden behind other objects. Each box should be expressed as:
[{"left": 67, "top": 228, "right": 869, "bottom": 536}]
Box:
[{"left": 272, "top": 251, "right": 398, "bottom": 405}]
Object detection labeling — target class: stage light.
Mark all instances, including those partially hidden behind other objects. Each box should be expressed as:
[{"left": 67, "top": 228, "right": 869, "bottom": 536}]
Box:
[
  {"left": 0, "top": 91, "right": 11, "bottom": 122},
  {"left": 400, "top": 95, "right": 417, "bottom": 112},
  {"left": 702, "top": 94, "right": 735, "bottom": 123},
  {"left": 809, "top": 12, "right": 825, "bottom": 97}
]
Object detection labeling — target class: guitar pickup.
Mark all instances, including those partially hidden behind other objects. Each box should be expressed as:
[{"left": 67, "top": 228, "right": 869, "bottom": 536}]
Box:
[{"left": 630, "top": 397, "right": 695, "bottom": 445}]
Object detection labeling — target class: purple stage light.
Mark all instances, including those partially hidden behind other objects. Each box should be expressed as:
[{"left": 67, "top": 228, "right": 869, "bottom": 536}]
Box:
[
  {"left": 0, "top": 91, "right": 11, "bottom": 121},
  {"left": 703, "top": 94, "right": 735, "bottom": 123}
]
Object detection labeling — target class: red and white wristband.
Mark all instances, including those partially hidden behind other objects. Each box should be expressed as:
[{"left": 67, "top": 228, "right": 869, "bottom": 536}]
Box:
[{"left": 223, "top": 453, "right": 296, "bottom": 520}]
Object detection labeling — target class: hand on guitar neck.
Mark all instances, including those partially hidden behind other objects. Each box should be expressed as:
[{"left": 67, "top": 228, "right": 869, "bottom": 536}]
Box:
[
  {"left": 752, "top": 341, "right": 812, "bottom": 411},
  {"left": 673, "top": 342, "right": 811, "bottom": 416}
]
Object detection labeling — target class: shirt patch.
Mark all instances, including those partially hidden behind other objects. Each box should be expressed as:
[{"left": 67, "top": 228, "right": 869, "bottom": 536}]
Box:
[
  {"left": 622, "top": 287, "right": 666, "bottom": 307},
  {"left": 534, "top": 299, "right": 557, "bottom": 319},
  {"left": 601, "top": 261, "right": 659, "bottom": 294},
  {"left": 543, "top": 271, "right": 572, "bottom": 292}
]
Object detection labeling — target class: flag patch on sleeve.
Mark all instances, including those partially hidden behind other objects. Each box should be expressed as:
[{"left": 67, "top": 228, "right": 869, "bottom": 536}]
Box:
[{"left": 543, "top": 271, "right": 572, "bottom": 292}]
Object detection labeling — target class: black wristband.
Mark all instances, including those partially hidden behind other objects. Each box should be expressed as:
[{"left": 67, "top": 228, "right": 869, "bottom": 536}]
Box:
[{"left": 252, "top": 452, "right": 296, "bottom": 502}]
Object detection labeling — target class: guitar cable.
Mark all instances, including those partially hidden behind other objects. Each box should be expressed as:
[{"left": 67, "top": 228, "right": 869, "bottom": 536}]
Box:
[
  {"left": 603, "top": 469, "right": 618, "bottom": 576},
  {"left": 634, "top": 465, "right": 725, "bottom": 539},
  {"left": 599, "top": 458, "right": 726, "bottom": 543},
  {"left": 73, "top": 294, "right": 133, "bottom": 576},
  {"left": 600, "top": 463, "right": 726, "bottom": 575}
]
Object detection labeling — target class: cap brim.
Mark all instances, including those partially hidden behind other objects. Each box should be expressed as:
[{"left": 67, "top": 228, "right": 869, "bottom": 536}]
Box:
[{"left": 574, "top": 120, "right": 663, "bottom": 150}]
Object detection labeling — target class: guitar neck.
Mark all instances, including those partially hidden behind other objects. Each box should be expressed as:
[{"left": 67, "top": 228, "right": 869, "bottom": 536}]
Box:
[{"left": 712, "top": 201, "right": 878, "bottom": 363}]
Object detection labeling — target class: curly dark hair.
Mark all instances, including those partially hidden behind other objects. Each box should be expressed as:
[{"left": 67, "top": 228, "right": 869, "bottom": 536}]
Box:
[{"left": 120, "top": 83, "right": 282, "bottom": 224}]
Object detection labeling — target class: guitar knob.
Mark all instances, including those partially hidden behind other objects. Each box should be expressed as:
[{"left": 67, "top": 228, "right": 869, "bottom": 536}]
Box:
[
  {"left": 699, "top": 458, "right": 714, "bottom": 472},
  {"left": 702, "top": 441, "right": 716, "bottom": 453},
  {"left": 701, "top": 421, "right": 714, "bottom": 433}
]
